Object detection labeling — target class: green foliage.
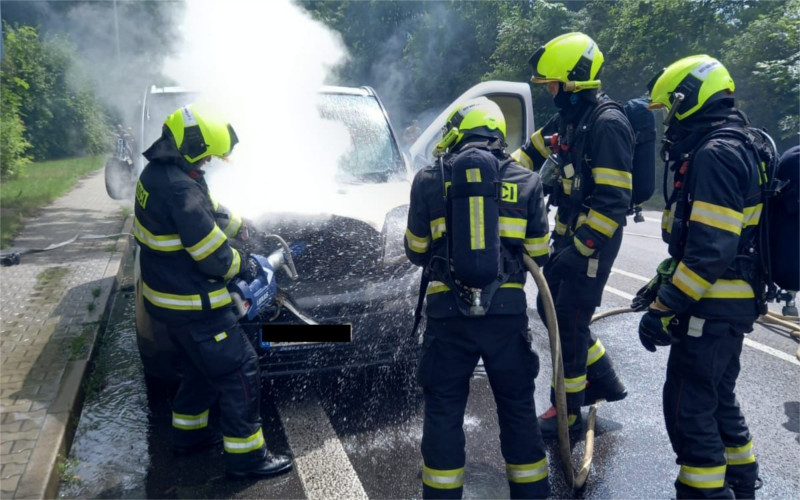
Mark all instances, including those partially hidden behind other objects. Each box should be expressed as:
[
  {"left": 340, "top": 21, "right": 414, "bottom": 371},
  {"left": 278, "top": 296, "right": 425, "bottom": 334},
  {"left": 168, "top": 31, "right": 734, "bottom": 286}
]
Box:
[
  {"left": 300, "top": 0, "right": 798, "bottom": 151},
  {"left": 722, "top": 0, "right": 800, "bottom": 146},
  {"left": 0, "top": 74, "right": 32, "bottom": 178},
  {"left": 0, "top": 23, "right": 109, "bottom": 162}
]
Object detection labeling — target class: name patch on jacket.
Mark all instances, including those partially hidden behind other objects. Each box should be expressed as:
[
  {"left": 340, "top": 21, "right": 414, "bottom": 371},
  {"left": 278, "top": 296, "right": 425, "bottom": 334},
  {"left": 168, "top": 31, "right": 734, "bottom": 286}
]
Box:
[
  {"left": 502, "top": 182, "right": 518, "bottom": 203},
  {"left": 136, "top": 180, "right": 149, "bottom": 209}
]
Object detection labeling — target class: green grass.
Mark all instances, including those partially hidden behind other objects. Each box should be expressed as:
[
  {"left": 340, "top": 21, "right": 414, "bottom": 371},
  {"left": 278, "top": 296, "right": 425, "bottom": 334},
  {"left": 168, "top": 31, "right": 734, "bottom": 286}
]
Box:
[{"left": 0, "top": 155, "right": 105, "bottom": 248}]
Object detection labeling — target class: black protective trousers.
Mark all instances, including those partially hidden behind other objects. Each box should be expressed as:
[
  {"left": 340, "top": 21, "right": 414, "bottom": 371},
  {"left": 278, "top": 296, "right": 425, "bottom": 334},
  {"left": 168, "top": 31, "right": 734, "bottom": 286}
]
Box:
[
  {"left": 536, "top": 230, "right": 623, "bottom": 409},
  {"left": 664, "top": 318, "right": 759, "bottom": 499},
  {"left": 417, "top": 314, "right": 550, "bottom": 500},
  {"left": 167, "top": 319, "right": 268, "bottom": 472}
]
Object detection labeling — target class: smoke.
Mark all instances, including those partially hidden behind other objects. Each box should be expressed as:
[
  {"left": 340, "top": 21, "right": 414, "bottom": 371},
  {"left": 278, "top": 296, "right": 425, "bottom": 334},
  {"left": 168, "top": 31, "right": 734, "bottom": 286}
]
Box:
[
  {"left": 163, "top": 0, "right": 352, "bottom": 218},
  {"left": 2, "top": 1, "right": 186, "bottom": 129}
]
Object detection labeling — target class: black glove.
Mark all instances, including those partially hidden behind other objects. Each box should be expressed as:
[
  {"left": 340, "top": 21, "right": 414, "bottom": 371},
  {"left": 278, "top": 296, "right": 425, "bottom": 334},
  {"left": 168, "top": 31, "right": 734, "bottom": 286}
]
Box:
[
  {"left": 638, "top": 307, "right": 677, "bottom": 352},
  {"left": 237, "top": 253, "right": 259, "bottom": 283},
  {"left": 631, "top": 258, "right": 678, "bottom": 311}
]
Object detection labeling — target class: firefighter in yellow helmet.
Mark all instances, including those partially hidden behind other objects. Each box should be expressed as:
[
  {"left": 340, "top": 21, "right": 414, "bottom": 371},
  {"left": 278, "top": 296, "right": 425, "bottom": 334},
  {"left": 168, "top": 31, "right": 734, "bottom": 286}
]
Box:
[
  {"left": 642, "top": 55, "right": 762, "bottom": 499},
  {"left": 512, "top": 32, "right": 631, "bottom": 436},
  {"left": 405, "top": 97, "right": 551, "bottom": 498},
  {"left": 135, "top": 103, "right": 292, "bottom": 479}
]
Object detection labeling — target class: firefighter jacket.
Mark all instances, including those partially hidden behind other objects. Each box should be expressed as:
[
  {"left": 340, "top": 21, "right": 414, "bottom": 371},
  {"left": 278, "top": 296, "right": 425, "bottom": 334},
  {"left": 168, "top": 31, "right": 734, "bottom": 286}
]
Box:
[
  {"left": 134, "top": 137, "right": 245, "bottom": 327},
  {"left": 512, "top": 95, "right": 634, "bottom": 258},
  {"left": 404, "top": 139, "right": 550, "bottom": 318},
  {"left": 658, "top": 110, "right": 762, "bottom": 324}
]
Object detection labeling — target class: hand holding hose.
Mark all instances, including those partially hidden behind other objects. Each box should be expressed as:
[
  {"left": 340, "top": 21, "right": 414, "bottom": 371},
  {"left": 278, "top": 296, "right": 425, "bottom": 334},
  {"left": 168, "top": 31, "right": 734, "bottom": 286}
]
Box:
[
  {"left": 631, "top": 257, "right": 677, "bottom": 311},
  {"left": 638, "top": 298, "right": 677, "bottom": 352}
]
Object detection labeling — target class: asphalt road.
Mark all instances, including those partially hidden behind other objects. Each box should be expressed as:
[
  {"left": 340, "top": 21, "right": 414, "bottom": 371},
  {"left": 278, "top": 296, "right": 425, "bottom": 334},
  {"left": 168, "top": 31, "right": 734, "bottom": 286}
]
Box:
[{"left": 60, "top": 210, "right": 800, "bottom": 499}]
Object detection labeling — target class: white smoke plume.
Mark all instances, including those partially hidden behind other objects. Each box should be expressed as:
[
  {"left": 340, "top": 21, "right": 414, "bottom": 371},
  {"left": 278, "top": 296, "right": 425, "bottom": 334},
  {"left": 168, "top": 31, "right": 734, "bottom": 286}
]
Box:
[{"left": 162, "top": 0, "right": 351, "bottom": 218}]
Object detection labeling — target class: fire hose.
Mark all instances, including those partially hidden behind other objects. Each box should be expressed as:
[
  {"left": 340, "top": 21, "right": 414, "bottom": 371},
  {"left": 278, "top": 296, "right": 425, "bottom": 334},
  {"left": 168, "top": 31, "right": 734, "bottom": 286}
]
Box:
[
  {"left": 525, "top": 252, "right": 800, "bottom": 490},
  {"left": 584, "top": 306, "right": 800, "bottom": 362},
  {"left": 522, "top": 254, "right": 596, "bottom": 490},
  {"left": 0, "top": 232, "right": 131, "bottom": 266}
]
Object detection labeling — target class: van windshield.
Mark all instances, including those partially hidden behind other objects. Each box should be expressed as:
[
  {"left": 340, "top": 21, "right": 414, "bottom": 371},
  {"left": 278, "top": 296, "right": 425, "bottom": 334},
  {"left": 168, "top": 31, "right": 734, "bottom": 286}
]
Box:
[{"left": 318, "top": 93, "right": 405, "bottom": 184}]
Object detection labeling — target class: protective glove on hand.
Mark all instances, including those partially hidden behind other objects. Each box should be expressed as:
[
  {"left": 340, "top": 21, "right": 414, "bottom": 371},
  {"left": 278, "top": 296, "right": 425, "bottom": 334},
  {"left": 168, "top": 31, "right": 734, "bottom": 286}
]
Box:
[
  {"left": 631, "top": 258, "right": 678, "bottom": 312},
  {"left": 237, "top": 253, "right": 260, "bottom": 283},
  {"left": 638, "top": 305, "right": 677, "bottom": 352}
]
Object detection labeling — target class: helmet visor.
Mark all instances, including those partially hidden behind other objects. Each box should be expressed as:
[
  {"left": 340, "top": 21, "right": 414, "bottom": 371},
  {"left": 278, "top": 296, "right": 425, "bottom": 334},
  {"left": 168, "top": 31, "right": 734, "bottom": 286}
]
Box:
[
  {"left": 224, "top": 124, "right": 239, "bottom": 157},
  {"left": 528, "top": 47, "right": 553, "bottom": 84},
  {"left": 646, "top": 68, "right": 664, "bottom": 95}
]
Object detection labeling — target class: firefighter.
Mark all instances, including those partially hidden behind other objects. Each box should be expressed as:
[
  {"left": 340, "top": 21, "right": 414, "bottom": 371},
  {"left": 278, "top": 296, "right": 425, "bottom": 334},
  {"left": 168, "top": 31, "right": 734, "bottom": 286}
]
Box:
[
  {"left": 511, "top": 32, "right": 631, "bottom": 436},
  {"left": 405, "top": 97, "right": 551, "bottom": 499},
  {"left": 134, "top": 103, "right": 292, "bottom": 479},
  {"left": 641, "top": 55, "right": 761, "bottom": 499}
]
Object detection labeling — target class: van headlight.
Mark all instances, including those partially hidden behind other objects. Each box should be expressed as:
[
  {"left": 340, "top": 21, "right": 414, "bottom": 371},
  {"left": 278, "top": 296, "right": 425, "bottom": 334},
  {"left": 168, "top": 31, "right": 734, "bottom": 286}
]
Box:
[{"left": 381, "top": 204, "right": 410, "bottom": 267}]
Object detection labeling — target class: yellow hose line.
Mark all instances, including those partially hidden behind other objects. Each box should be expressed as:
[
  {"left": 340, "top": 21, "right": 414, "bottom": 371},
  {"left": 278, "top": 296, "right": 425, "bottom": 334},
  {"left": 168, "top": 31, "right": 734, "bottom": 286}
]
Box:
[
  {"left": 592, "top": 307, "right": 635, "bottom": 323},
  {"left": 523, "top": 255, "right": 593, "bottom": 491},
  {"left": 522, "top": 261, "right": 798, "bottom": 488},
  {"left": 767, "top": 311, "right": 799, "bottom": 322},
  {"left": 757, "top": 313, "right": 800, "bottom": 337}
]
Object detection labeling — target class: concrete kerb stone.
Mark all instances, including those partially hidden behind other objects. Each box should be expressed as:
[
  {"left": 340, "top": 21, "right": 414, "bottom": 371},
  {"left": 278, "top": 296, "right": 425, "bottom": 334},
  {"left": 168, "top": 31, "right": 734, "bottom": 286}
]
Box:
[{"left": 13, "top": 215, "right": 134, "bottom": 500}]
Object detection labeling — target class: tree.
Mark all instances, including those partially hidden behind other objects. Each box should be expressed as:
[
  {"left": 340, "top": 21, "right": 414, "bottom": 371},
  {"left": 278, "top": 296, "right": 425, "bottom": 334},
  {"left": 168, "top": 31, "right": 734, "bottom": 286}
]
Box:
[
  {"left": 0, "top": 72, "right": 32, "bottom": 178},
  {"left": 1, "top": 23, "right": 108, "bottom": 161},
  {"left": 2, "top": 0, "right": 186, "bottom": 135},
  {"left": 721, "top": 0, "right": 799, "bottom": 150},
  {"left": 297, "top": 0, "right": 800, "bottom": 152}
]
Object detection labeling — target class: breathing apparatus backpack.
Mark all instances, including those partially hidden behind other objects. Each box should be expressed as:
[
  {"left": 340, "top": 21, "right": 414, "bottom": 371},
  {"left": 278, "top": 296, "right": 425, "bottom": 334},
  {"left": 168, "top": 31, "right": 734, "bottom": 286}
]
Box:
[
  {"left": 570, "top": 97, "right": 656, "bottom": 222},
  {"left": 446, "top": 147, "right": 505, "bottom": 316},
  {"left": 668, "top": 126, "right": 795, "bottom": 311},
  {"left": 770, "top": 146, "right": 799, "bottom": 292},
  {"left": 410, "top": 146, "right": 516, "bottom": 335}
]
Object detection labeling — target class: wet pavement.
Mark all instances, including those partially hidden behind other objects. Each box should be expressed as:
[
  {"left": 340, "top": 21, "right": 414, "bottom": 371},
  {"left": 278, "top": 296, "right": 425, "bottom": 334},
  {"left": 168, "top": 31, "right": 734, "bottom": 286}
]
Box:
[
  {"left": 0, "top": 169, "right": 131, "bottom": 499},
  {"left": 58, "top": 212, "right": 800, "bottom": 499}
]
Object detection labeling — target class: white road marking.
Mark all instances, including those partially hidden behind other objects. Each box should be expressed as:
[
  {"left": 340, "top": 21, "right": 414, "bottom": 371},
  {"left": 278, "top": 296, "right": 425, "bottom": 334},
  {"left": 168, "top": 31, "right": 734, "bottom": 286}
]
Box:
[
  {"left": 744, "top": 338, "right": 800, "bottom": 367},
  {"left": 278, "top": 393, "right": 368, "bottom": 499},
  {"left": 623, "top": 231, "right": 663, "bottom": 239},
  {"left": 611, "top": 267, "right": 652, "bottom": 283},
  {"left": 604, "top": 285, "right": 635, "bottom": 301},
  {"left": 643, "top": 216, "right": 661, "bottom": 223},
  {"left": 607, "top": 268, "right": 800, "bottom": 366}
]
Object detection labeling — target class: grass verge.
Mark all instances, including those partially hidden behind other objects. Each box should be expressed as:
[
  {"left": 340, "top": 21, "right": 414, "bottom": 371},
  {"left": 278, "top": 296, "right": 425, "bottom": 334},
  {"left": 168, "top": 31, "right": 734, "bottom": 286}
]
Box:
[{"left": 0, "top": 155, "right": 105, "bottom": 248}]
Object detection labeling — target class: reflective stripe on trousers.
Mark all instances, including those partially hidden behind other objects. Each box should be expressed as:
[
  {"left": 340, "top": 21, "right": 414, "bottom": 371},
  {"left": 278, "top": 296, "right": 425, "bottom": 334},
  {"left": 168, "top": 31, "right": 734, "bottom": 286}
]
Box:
[
  {"left": 422, "top": 463, "right": 465, "bottom": 490},
  {"left": 224, "top": 428, "right": 265, "bottom": 454}
]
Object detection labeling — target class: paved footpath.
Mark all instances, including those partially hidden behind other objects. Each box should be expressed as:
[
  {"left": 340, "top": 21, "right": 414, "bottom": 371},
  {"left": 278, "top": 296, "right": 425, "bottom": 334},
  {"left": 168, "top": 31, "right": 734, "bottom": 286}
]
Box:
[{"left": 0, "top": 169, "right": 133, "bottom": 499}]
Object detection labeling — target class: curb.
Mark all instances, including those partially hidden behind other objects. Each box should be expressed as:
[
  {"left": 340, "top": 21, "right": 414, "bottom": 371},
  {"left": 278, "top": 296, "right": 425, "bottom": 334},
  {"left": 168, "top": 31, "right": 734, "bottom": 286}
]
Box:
[{"left": 13, "top": 216, "right": 134, "bottom": 500}]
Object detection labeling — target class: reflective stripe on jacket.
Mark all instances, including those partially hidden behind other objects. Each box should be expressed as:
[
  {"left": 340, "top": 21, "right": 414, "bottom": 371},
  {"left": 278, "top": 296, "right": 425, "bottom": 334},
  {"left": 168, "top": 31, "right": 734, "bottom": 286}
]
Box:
[
  {"left": 404, "top": 143, "right": 550, "bottom": 318},
  {"left": 134, "top": 159, "right": 244, "bottom": 325},
  {"left": 512, "top": 97, "right": 633, "bottom": 257},
  {"left": 658, "top": 126, "right": 762, "bottom": 322}
]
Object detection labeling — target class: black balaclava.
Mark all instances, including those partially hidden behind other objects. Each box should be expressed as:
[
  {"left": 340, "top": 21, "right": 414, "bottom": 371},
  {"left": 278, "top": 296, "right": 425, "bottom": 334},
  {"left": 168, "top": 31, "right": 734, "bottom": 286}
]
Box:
[
  {"left": 663, "top": 97, "right": 745, "bottom": 157},
  {"left": 554, "top": 85, "right": 597, "bottom": 124}
]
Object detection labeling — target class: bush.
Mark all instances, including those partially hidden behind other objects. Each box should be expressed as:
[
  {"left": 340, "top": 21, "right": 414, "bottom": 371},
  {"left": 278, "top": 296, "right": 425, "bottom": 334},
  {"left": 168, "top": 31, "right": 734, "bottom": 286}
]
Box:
[
  {"left": 0, "top": 76, "right": 32, "bottom": 178},
  {"left": 0, "top": 23, "right": 109, "bottom": 162}
]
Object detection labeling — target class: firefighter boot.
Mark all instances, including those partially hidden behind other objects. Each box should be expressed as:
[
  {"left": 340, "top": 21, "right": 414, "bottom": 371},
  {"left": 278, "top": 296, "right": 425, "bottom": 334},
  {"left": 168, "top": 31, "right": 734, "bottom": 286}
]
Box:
[
  {"left": 537, "top": 405, "right": 582, "bottom": 439},
  {"left": 584, "top": 373, "right": 628, "bottom": 406},
  {"left": 726, "top": 461, "right": 761, "bottom": 499},
  {"left": 226, "top": 452, "right": 293, "bottom": 480},
  {"left": 173, "top": 429, "right": 223, "bottom": 457}
]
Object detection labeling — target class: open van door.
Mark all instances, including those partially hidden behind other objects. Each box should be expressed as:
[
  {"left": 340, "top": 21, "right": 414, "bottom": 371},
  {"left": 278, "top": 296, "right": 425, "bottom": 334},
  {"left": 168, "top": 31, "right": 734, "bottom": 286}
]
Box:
[
  {"left": 138, "top": 86, "right": 198, "bottom": 174},
  {"left": 408, "top": 81, "right": 535, "bottom": 172}
]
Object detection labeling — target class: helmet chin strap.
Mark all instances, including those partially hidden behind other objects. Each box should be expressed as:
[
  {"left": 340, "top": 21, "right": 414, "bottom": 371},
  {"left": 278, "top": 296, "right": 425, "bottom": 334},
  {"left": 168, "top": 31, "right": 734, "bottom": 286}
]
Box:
[
  {"left": 433, "top": 127, "right": 460, "bottom": 158},
  {"left": 662, "top": 92, "right": 685, "bottom": 137},
  {"left": 563, "top": 80, "right": 601, "bottom": 92}
]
